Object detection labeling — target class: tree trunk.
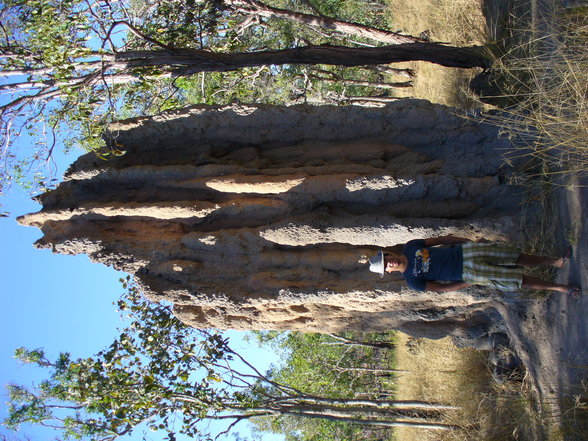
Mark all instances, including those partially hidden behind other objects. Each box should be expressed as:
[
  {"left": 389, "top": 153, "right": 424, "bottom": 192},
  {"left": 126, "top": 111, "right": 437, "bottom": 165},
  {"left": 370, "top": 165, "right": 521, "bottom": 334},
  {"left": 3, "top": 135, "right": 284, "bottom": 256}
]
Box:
[
  {"left": 344, "top": 95, "right": 405, "bottom": 106},
  {"left": 254, "top": 408, "right": 455, "bottom": 430},
  {"left": 369, "top": 65, "right": 415, "bottom": 78},
  {"left": 267, "top": 397, "right": 457, "bottom": 411},
  {"left": 173, "top": 393, "right": 455, "bottom": 429},
  {"left": 289, "top": 413, "right": 455, "bottom": 430},
  {"left": 326, "top": 333, "right": 396, "bottom": 349},
  {"left": 334, "top": 366, "right": 406, "bottom": 374},
  {"left": 226, "top": 408, "right": 454, "bottom": 430},
  {"left": 310, "top": 75, "right": 413, "bottom": 89},
  {"left": 111, "top": 43, "right": 488, "bottom": 74},
  {"left": 229, "top": 0, "right": 425, "bottom": 45},
  {"left": 279, "top": 406, "right": 438, "bottom": 421},
  {"left": 1, "top": 43, "right": 483, "bottom": 108}
]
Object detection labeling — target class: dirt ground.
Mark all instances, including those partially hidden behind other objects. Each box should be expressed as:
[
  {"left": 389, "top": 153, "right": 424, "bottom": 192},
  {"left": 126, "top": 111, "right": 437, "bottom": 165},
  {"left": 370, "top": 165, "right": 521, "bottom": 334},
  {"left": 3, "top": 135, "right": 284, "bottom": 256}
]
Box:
[
  {"left": 478, "top": 0, "right": 587, "bottom": 428},
  {"left": 496, "top": 176, "right": 587, "bottom": 416},
  {"left": 484, "top": 0, "right": 588, "bottom": 427}
]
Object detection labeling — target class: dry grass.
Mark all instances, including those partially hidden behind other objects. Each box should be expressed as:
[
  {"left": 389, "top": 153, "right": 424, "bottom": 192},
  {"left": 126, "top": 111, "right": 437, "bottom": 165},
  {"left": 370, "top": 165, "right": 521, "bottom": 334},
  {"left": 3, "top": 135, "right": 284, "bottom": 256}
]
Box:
[
  {"left": 482, "top": 3, "right": 588, "bottom": 176},
  {"left": 392, "top": 333, "right": 555, "bottom": 441},
  {"left": 384, "top": 0, "right": 488, "bottom": 109},
  {"left": 393, "top": 333, "right": 489, "bottom": 441},
  {"left": 559, "top": 381, "right": 588, "bottom": 441},
  {"left": 386, "top": 0, "right": 487, "bottom": 44}
]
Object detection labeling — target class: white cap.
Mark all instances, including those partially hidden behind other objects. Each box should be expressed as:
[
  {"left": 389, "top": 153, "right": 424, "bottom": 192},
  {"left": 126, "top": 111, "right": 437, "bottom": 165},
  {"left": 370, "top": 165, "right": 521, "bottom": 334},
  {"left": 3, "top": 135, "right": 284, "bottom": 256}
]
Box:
[{"left": 368, "top": 250, "right": 385, "bottom": 277}]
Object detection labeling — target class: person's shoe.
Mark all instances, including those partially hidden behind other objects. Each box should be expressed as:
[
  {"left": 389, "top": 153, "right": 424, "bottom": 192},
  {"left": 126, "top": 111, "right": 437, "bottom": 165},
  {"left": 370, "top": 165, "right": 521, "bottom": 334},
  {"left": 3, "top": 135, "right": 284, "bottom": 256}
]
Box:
[
  {"left": 568, "top": 286, "right": 581, "bottom": 298},
  {"left": 560, "top": 245, "right": 573, "bottom": 269}
]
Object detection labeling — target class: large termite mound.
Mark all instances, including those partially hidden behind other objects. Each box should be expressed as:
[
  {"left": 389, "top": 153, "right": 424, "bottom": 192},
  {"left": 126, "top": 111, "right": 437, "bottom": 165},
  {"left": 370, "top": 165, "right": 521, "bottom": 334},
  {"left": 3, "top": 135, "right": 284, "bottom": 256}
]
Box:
[{"left": 19, "top": 100, "right": 526, "bottom": 344}]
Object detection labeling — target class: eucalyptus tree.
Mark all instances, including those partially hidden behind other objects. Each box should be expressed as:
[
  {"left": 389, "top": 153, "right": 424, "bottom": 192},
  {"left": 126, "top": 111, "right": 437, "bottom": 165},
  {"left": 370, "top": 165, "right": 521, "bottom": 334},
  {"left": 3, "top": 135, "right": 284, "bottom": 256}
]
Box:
[
  {"left": 0, "top": 0, "right": 487, "bottom": 195},
  {"left": 248, "top": 330, "right": 402, "bottom": 440}
]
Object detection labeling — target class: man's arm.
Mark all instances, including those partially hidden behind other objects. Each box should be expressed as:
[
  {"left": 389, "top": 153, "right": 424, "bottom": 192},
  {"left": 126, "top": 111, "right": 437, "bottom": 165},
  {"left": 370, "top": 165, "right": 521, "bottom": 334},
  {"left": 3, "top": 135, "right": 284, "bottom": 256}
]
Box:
[
  {"left": 423, "top": 236, "right": 470, "bottom": 247},
  {"left": 426, "top": 281, "right": 471, "bottom": 292}
]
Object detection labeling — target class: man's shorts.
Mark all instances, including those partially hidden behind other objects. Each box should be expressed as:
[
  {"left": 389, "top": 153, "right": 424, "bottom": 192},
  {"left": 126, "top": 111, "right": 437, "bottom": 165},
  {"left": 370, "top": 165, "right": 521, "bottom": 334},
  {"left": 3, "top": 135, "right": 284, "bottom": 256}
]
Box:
[{"left": 461, "top": 242, "right": 523, "bottom": 291}]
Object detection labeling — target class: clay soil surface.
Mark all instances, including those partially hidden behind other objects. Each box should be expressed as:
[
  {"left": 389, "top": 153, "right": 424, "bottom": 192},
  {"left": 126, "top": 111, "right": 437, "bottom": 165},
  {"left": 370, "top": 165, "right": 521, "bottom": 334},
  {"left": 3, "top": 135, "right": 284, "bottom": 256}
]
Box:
[{"left": 497, "top": 176, "right": 588, "bottom": 425}]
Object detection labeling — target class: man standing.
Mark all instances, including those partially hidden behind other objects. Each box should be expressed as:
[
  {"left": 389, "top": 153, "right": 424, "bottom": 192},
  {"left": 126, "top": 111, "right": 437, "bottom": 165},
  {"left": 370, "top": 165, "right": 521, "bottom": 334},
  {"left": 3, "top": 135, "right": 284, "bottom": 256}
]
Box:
[{"left": 369, "top": 236, "right": 580, "bottom": 296}]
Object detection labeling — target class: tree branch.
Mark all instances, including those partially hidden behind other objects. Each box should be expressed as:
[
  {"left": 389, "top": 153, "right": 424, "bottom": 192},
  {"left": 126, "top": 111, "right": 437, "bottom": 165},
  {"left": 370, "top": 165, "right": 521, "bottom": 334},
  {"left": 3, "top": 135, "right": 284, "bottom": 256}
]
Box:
[
  {"left": 105, "top": 21, "right": 175, "bottom": 52},
  {"left": 227, "top": 0, "right": 427, "bottom": 45}
]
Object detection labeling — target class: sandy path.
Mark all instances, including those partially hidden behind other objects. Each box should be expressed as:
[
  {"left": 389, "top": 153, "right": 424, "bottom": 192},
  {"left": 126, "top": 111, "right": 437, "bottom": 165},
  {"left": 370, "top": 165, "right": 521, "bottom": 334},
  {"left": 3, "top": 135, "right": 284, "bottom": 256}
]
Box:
[
  {"left": 494, "top": 175, "right": 587, "bottom": 426},
  {"left": 522, "top": 0, "right": 588, "bottom": 403}
]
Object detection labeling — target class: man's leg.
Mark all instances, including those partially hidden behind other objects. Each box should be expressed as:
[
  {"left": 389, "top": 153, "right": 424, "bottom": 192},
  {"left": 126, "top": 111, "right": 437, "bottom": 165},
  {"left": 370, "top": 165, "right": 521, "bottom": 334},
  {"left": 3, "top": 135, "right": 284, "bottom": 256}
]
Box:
[
  {"left": 522, "top": 275, "right": 578, "bottom": 294},
  {"left": 516, "top": 254, "right": 563, "bottom": 268}
]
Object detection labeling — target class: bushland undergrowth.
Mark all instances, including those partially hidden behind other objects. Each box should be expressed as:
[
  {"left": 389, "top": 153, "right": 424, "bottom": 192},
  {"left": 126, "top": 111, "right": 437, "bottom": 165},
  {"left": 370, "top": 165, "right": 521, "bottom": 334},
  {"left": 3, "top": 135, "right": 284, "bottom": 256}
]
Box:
[{"left": 484, "top": 2, "right": 588, "bottom": 177}]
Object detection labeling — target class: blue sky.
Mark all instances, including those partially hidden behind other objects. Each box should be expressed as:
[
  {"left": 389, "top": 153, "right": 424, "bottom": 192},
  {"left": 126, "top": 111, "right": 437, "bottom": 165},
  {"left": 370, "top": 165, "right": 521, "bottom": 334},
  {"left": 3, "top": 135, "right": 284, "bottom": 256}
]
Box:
[
  {"left": 0, "top": 148, "right": 284, "bottom": 441},
  {"left": 0, "top": 148, "right": 127, "bottom": 440}
]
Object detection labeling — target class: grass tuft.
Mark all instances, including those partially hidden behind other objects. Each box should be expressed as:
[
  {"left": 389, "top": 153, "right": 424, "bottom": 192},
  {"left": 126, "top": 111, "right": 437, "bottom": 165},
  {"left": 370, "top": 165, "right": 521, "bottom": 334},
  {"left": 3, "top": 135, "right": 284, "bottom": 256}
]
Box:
[
  {"left": 393, "top": 333, "right": 568, "bottom": 441},
  {"left": 482, "top": 2, "right": 588, "bottom": 175}
]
